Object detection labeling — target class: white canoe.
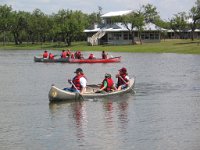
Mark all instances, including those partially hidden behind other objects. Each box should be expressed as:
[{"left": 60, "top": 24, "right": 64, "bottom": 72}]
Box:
[{"left": 49, "top": 78, "right": 135, "bottom": 102}]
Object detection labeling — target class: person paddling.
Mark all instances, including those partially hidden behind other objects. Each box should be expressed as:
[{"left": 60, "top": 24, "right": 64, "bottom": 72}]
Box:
[
  {"left": 88, "top": 53, "right": 95, "bottom": 59},
  {"left": 63, "top": 68, "right": 87, "bottom": 94},
  {"left": 43, "top": 50, "right": 48, "bottom": 58},
  {"left": 102, "top": 51, "right": 107, "bottom": 59},
  {"left": 71, "top": 52, "right": 75, "bottom": 59},
  {"left": 49, "top": 53, "right": 54, "bottom": 60},
  {"left": 66, "top": 49, "right": 71, "bottom": 57},
  {"left": 61, "top": 50, "right": 67, "bottom": 58},
  {"left": 116, "top": 67, "right": 129, "bottom": 90}
]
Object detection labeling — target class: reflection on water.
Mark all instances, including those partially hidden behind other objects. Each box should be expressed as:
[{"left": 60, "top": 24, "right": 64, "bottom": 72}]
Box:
[
  {"left": 49, "top": 100, "right": 88, "bottom": 141},
  {"left": 118, "top": 100, "right": 128, "bottom": 128},
  {"left": 71, "top": 101, "right": 88, "bottom": 140},
  {"left": 102, "top": 96, "right": 130, "bottom": 130},
  {"left": 48, "top": 94, "right": 133, "bottom": 148}
]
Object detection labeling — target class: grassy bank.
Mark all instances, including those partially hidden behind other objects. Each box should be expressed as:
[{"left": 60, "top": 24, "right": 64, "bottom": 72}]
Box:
[{"left": 0, "top": 39, "right": 200, "bottom": 54}]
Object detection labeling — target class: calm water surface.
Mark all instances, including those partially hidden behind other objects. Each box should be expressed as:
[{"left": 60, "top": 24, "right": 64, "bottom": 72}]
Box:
[{"left": 0, "top": 50, "right": 200, "bottom": 150}]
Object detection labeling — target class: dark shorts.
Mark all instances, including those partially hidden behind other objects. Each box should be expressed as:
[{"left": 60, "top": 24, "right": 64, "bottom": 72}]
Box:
[{"left": 63, "top": 87, "right": 80, "bottom": 93}]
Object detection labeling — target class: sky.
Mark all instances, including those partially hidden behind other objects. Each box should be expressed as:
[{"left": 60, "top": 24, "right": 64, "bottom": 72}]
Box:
[{"left": 0, "top": 0, "right": 197, "bottom": 20}]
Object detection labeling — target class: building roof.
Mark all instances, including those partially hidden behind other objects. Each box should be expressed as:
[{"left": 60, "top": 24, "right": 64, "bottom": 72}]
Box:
[
  {"left": 84, "top": 22, "right": 165, "bottom": 32},
  {"left": 101, "top": 10, "right": 133, "bottom": 18},
  {"left": 84, "top": 10, "right": 166, "bottom": 33}
]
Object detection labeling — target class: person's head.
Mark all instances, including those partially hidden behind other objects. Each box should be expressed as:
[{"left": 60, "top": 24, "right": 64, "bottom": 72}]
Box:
[
  {"left": 105, "top": 73, "right": 111, "bottom": 78},
  {"left": 119, "top": 67, "right": 127, "bottom": 74},
  {"left": 62, "top": 50, "right": 65, "bottom": 52},
  {"left": 102, "top": 51, "right": 105, "bottom": 53},
  {"left": 44, "top": 50, "right": 47, "bottom": 53},
  {"left": 74, "top": 68, "right": 83, "bottom": 75}
]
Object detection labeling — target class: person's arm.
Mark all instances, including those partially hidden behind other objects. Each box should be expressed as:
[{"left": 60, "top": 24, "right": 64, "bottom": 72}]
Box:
[
  {"left": 80, "top": 87, "right": 86, "bottom": 94},
  {"left": 116, "top": 73, "right": 120, "bottom": 78},
  {"left": 99, "top": 81, "right": 107, "bottom": 91},
  {"left": 125, "top": 76, "right": 130, "bottom": 85},
  {"left": 80, "top": 77, "right": 87, "bottom": 94},
  {"left": 112, "top": 84, "right": 117, "bottom": 91}
]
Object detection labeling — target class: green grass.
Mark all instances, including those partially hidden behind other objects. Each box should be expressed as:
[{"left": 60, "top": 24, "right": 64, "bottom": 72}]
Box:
[{"left": 0, "top": 39, "right": 200, "bottom": 54}]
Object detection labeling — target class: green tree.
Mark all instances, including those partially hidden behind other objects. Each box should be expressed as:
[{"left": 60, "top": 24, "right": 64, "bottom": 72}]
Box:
[
  {"left": 122, "top": 12, "right": 144, "bottom": 44},
  {"left": 189, "top": 0, "right": 200, "bottom": 40},
  {"left": 170, "top": 12, "right": 188, "bottom": 39},
  {"left": 53, "top": 9, "right": 87, "bottom": 46},
  {"left": 10, "top": 11, "right": 29, "bottom": 45},
  {"left": 87, "top": 12, "right": 100, "bottom": 27},
  {"left": 30, "top": 9, "right": 51, "bottom": 44},
  {"left": 0, "top": 4, "right": 13, "bottom": 45},
  {"left": 154, "top": 19, "right": 170, "bottom": 40},
  {"left": 142, "top": 3, "right": 160, "bottom": 23},
  {"left": 133, "top": 11, "right": 145, "bottom": 44},
  {"left": 85, "top": 7, "right": 103, "bottom": 30}
]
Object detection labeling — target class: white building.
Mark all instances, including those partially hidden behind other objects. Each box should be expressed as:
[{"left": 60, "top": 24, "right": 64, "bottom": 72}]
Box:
[{"left": 84, "top": 10, "right": 165, "bottom": 46}]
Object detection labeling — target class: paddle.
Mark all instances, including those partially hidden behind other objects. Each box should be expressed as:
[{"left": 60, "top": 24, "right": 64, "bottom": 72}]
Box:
[
  {"left": 54, "top": 54, "right": 59, "bottom": 57},
  {"left": 69, "top": 80, "right": 85, "bottom": 100}
]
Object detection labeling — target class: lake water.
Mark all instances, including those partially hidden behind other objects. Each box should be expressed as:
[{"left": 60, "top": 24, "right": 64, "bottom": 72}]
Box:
[{"left": 0, "top": 50, "right": 200, "bottom": 150}]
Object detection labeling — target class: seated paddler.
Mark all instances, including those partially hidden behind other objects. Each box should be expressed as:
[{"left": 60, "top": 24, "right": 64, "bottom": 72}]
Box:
[
  {"left": 96, "top": 73, "right": 117, "bottom": 93},
  {"left": 61, "top": 50, "right": 67, "bottom": 58},
  {"left": 116, "top": 67, "right": 130, "bottom": 90},
  {"left": 63, "top": 68, "right": 87, "bottom": 94},
  {"left": 43, "top": 50, "right": 48, "bottom": 58}
]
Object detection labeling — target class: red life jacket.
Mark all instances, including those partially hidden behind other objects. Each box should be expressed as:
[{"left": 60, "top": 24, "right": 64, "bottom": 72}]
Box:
[
  {"left": 61, "top": 51, "right": 67, "bottom": 58},
  {"left": 71, "top": 74, "right": 86, "bottom": 90},
  {"left": 49, "top": 53, "right": 54, "bottom": 60},
  {"left": 88, "top": 54, "right": 94, "bottom": 59},
  {"left": 71, "top": 53, "right": 75, "bottom": 59},
  {"left": 117, "top": 74, "right": 128, "bottom": 87},
  {"left": 77, "top": 52, "right": 81, "bottom": 59},
  {"left": 43, "top": 52, "right": 48, "bottom": 58},
  {"left": 66, "top": 51, "right": 71, "bottom": 56},
  {"left": 101, "top": 78, "right": 114, "bottom": 92}
]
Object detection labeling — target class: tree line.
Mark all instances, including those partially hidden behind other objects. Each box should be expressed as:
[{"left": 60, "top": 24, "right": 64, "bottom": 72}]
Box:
[
  {"left": 0, "top": 0, "right": 200, "bottom": 46},
  {"left": 0, "top": 5, "right": 102, "bottom": 46}
]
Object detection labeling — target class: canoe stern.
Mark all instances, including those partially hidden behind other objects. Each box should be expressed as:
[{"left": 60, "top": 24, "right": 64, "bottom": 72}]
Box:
[{"left": 49, "top": 86, "right": 79, "bottom": 102}]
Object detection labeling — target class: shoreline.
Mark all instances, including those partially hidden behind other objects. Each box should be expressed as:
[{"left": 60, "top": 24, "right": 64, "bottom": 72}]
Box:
[{"left": 0, "top": 39, "right": 200, "bottom": 54}]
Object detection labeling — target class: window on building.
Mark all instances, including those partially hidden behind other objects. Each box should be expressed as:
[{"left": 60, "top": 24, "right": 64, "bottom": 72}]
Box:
[
  {"left": 134, "top": 32, "right": 138, "bottom": 37},
  {"left": 124, "top": 33, "right": 129, "bottom": 40},
  {"left": 108, "top": 33, "right": 113, "bottom": 40},
  {"left": 155, "top": 33, "right": 159, "bottom": 39},
  {"left": 145, "top": 33, "right": 150, "bottom": 39},
  {"left": 141, "top": 33, "right": 145, "bottom": 39},
  {"left": 150, "top": 33, "right": 154, "bottom": 39},
  {"left": 129, "top": 33, "right": 132, "bottom": 39},
  {"left": 113, "top": 33, "right": 122, "bottom": 40}
]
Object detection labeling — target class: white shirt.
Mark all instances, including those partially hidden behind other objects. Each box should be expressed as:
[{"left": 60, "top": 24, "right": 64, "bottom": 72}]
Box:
[
  {"left": 80, "top": 77, "right": 87, "bottom": 88},
  {"left": 125, "top": 75, "right": 129, "bottom": 81}
]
